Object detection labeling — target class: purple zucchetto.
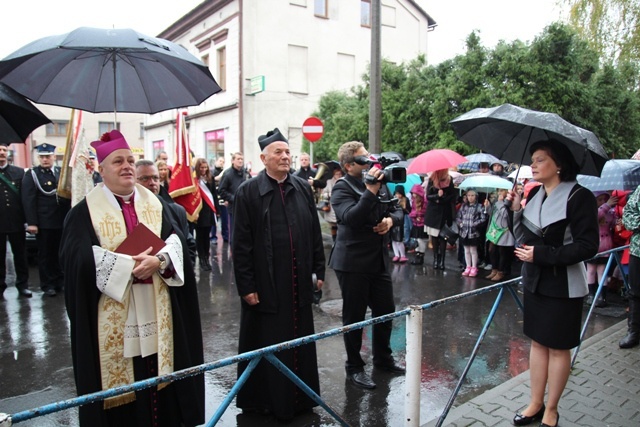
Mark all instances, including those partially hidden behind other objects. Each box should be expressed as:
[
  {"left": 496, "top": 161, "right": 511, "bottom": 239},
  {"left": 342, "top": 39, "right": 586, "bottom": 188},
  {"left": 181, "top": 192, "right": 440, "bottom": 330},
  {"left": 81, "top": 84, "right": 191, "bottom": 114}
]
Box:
[{"left": 90, "top": 130, "right": 131, "bottom": 163}]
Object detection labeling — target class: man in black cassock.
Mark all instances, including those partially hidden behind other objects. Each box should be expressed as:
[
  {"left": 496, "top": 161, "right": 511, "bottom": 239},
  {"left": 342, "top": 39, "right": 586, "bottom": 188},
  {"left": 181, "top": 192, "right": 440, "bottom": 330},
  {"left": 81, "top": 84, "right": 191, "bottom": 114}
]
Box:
[
  {"left": 60, "top": 130, "right": 204, "bottom": 427},
  {"left": 232, "top": 128, "right": 326, "bottom": 422}
]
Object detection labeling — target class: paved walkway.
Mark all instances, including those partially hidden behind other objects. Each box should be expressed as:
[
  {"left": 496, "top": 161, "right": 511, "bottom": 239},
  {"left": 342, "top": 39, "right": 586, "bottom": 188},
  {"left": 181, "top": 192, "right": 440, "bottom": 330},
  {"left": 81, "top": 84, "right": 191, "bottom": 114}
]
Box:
[{"left": 425, "top": 320, "right": 640, "bottom": 426}]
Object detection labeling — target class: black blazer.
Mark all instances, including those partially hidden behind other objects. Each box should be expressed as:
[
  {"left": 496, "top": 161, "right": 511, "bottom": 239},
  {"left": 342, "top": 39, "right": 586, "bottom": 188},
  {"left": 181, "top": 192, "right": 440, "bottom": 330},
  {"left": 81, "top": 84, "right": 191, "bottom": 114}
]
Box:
[
  {"left": 328, "top": 174, "right": 403, "bottom": 273},
  {"left": 0, "top": 164, "right": 26, "bottom": 233}
]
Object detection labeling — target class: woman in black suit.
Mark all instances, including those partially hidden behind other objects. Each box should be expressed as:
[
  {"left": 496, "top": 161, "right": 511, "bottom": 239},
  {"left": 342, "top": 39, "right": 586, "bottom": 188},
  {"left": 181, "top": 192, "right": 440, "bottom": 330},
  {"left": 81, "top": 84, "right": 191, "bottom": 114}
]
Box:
[
  {"left": 193, "top": 158, "right": 217, "bottom": 271},
  {"left": 424, "top": 168, "right": 456, "bottom": 270},
  {"left": 506, "top": 140, "right": 599, "bottom": 427}
]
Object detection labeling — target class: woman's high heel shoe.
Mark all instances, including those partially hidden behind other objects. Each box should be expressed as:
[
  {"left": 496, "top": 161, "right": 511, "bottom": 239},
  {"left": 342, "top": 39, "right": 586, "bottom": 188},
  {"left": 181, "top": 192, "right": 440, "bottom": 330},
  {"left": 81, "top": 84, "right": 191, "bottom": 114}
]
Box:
[
  {"left": 540, "top": 413, "right": 559, "bottom": 427},
  {"left": 512, "top": 405, "right": 545, "bottom": 426}
]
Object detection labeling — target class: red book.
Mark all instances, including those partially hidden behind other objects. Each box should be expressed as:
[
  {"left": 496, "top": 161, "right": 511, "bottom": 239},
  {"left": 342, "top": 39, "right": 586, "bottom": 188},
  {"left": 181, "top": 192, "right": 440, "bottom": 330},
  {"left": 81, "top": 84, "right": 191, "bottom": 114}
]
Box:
[{"left": 115, "top": 223, "right": 166, "bottom": 256}]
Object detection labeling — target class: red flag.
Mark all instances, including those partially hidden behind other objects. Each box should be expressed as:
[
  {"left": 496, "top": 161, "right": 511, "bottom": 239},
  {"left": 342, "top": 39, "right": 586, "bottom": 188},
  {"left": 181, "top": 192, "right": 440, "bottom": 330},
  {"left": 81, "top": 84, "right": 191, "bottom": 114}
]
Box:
[{"left": 169, "top": 111, "right": 202, "bottom": 222}]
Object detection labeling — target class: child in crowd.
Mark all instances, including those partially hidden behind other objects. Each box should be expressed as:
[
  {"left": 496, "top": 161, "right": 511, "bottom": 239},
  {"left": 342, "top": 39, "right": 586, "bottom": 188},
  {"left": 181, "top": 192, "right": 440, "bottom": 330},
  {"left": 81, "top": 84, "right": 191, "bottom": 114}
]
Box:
[
  {"left": 586, "top": 191, "right": 618, "bottom": 307},
  {"left": 456, "top": 190, "right": 487, "bottom": 277},
  {"left": 390, "top": 187, "right": 410, "bottom": 263},
  {"left": 409, "top": 184, "right": 427, "bottom": 265}
]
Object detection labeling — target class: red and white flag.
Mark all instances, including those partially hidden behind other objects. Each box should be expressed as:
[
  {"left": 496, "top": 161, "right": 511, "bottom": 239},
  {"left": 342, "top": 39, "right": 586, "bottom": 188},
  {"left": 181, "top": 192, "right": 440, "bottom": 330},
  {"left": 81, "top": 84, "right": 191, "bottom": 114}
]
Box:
[{"left": 169, "top": 111, "right": 202, "bottom": 222}]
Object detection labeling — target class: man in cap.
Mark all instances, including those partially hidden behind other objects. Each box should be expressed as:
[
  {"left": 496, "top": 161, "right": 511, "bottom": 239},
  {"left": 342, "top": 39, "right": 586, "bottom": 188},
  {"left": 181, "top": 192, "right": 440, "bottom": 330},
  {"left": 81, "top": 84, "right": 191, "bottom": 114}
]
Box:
[
  {"left": 135, "top": 159, "right": 197, "bottom": 267},
  {"left": 232, "top": 128, "right": 325, "bottom": 421},
  {"left": 60, "top": 130, "right": 204, "bottom": 427},
  {"left": 89, "top": 149, "right": 103, "bottom": 185},
  {"left": 21, "top": 143, "right": 70, "bottom": 297},
  {"left": 0, "top": 143, "right": 32, "bottom": 297}
]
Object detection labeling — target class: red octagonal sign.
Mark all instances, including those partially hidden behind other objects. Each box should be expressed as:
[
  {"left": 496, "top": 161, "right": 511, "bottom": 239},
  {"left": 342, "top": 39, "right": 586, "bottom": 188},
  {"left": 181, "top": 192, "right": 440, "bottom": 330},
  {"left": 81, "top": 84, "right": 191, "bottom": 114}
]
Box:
[{"left": 302, "top": 117, "right": 324, "bottom": 143}]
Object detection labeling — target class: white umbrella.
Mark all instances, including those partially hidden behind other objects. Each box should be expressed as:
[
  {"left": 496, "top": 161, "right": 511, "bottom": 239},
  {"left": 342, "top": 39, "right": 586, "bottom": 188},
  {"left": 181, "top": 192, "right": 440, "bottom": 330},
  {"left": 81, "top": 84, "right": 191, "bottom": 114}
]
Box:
[{"left": 508, "top": 166, "right": 533, "bottom": 180}]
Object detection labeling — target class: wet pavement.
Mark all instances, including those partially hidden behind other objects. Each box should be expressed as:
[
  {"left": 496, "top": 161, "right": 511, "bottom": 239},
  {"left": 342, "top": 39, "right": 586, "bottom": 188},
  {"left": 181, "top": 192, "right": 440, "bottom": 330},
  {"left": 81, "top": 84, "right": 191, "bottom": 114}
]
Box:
[{"left": 0, "top": 236, "right": 626, "bottom": 426}]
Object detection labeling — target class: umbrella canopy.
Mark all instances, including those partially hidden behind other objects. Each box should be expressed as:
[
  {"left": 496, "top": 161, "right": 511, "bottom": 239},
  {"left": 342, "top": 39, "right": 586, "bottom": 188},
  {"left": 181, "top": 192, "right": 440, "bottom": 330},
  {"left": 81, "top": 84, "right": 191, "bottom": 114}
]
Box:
[
  {"left": 508, "top": 165, "right": 533, "bottom": 180},
  {"left": 0, "top": 27, "right": 221, "bottom": 114},
  {"left": 380, "top": 151, "right": 406, "bottom": 161},
  {"left": 449, "top": 103, "right": 608, "bottom": 177},
  {"left": 457, "top": 152, "right": 501, "bottom": 171},
  {"left": 577, "top": 159, "right": 640, "bottom": 191},
  {"left": 406, "top": 149, "right": 467, "bottom": 175},
  {"left": 0, "top": 82, "right": 50, "bottom": 145},
  {"left": 387, "top": 173, "right": 422, "bottom": 196},
  {"left": 458, "top": 175, "right": 513, "bottom": 193}
]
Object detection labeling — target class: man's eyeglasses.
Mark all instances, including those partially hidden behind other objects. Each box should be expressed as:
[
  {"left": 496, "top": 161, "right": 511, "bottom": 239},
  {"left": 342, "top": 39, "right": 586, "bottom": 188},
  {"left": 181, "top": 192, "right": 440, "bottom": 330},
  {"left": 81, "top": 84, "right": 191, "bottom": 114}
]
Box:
[{"left": 138, "top": 175, "right": 160, "bottom": 182}]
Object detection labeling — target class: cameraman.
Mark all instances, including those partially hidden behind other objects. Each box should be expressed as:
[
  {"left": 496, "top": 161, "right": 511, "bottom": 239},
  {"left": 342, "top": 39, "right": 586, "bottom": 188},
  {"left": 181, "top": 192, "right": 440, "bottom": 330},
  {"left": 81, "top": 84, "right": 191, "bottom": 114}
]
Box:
[{"left": 328, "top": 141, "right": 405, "bottom": 390}]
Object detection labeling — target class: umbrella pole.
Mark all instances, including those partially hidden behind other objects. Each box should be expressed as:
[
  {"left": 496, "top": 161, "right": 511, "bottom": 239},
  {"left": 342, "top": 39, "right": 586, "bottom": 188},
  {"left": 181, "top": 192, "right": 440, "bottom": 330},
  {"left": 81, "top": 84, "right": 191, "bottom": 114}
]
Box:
[
  {"left": 512, "top": 127, "right": 535, "bottom": 185},
  {"left": 112, "top": 52, "right": 117, "bottom": 128}
]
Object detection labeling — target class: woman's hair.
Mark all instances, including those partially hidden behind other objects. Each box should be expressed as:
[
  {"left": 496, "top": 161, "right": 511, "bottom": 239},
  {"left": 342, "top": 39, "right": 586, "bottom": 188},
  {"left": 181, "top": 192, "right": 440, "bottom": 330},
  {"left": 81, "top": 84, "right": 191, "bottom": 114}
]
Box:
[
  {"left": 430, "top": 169, "right": 450, "bottom": 188},
  {"left": 155, "top": 160, "right": 171, "bottom": 183},
  {"left": 194, "top": 158, "right": 212, "bottom": 183},
  {"left": 529, "top": 140, "right": 579, "bottom": 181},
  {"left": 394, "top": 186, "right": 406, "bottom": 198}
]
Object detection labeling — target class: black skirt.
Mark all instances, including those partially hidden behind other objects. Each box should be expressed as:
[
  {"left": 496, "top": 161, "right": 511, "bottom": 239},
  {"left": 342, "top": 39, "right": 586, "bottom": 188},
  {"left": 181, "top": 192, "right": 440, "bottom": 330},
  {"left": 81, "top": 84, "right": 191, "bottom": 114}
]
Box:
[{"left": 523, "top": 288, "right": 584, "bottom": 349}]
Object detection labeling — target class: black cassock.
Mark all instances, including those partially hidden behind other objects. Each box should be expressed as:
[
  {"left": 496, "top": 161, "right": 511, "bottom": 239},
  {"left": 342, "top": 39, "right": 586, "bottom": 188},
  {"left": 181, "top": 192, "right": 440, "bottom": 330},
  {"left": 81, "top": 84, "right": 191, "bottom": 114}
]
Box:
[
  {"left": 235, "top": 175, "right": 323, "bottom": 420},
  {"left": 60, "top": 198, "right": 204, "bottom": 427}
]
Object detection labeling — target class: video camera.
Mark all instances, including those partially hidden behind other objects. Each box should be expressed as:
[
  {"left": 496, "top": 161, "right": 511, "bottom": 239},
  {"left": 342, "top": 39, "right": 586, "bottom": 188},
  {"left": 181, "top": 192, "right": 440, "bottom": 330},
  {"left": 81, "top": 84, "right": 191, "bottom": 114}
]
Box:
[{"left": 354, "top": 155, "right": 407, "bottom": 185}]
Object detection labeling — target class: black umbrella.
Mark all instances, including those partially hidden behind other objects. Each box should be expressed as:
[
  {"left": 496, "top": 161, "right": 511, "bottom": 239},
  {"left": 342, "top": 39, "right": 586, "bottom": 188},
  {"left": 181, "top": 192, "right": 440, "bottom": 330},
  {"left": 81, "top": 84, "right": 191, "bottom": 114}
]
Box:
[
  {"left": 0, "top": 82, "right": 50, "bottom": 145},
  {"left": 0, "top": 27, "right": 221, "bottom": 115},
  {"left": 449, "top": 103, "right": 608, "bottom": 177}
]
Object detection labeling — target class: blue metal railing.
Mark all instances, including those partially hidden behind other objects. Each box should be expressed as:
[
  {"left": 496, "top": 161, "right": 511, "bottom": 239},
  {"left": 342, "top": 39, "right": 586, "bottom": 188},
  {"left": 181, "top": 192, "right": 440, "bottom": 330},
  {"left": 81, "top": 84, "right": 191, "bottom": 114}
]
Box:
[{"left": 2, "top": 246, "right": 629, "bottom": 427}]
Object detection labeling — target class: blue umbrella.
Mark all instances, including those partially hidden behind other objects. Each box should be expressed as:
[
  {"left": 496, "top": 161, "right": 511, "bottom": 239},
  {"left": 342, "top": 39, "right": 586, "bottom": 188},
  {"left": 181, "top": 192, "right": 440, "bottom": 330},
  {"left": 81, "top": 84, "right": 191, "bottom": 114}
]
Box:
[
  {"left": 457, "top": 153, "right": 502, "bottom": 171},
  {"left": 577, "top": 159, "right": 640, "bottom": 191},
  {"left": 458, "top": 175, "right": 513, "bottom": 193},
  {"left": 387, "top": 172, "right": 422, "bottom": 196}
]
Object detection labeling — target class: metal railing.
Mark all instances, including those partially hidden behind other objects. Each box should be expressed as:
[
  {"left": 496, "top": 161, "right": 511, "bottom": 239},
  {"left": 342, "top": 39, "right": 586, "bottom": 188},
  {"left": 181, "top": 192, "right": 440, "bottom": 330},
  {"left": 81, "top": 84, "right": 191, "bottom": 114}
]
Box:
[{"left": 0, "top": 246, "right": 630, "bottom": 427}]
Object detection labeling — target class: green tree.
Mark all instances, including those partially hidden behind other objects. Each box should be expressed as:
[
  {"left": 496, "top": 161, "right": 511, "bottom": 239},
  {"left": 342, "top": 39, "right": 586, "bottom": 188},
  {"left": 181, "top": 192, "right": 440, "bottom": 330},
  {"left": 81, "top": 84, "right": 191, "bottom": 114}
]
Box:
[
  {"left": 563, "top": 0, "right": 640, "bottom": 64},
  {"left": 310, "top": 22, "right": 640, "bottom": 162}
]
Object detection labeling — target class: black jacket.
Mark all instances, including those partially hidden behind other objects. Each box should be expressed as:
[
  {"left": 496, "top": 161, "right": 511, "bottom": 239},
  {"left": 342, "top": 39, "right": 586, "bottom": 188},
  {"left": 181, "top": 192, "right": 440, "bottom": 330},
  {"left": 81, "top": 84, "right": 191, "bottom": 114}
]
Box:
[
  {"left": 218, "top": 166, "right": 249, "bottom": 205},
  {"left": 328, "top": 174, "right": 403, "bottom": 273},
  {"left": 424, "top": 179, "right": 456, "bottom": 229},
  {"left": 514, "top": 183, "right": 599, "bottom": 298},
  {"left": 21, "top": 166, "right": 70, "bottom": 229},
  {"left": 0, "top": 164, "right": 26, "bottom": 233},
  {"left": 232, "top": 171, "right": 325, "bottom": 313}
]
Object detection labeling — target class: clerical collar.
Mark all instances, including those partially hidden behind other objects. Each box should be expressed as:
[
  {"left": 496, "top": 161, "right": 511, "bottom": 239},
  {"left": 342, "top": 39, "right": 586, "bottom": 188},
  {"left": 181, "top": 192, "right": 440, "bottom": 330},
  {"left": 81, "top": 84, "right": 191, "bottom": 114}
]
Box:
[
  {"left": 114, "top": 191, "right": 135, "bottom": 203},
  {"left": 265, "top": 170, "right": 288, "bottom": 184},
  {"left": 0, "top": 163, "right": 7, "bottom": 170}
]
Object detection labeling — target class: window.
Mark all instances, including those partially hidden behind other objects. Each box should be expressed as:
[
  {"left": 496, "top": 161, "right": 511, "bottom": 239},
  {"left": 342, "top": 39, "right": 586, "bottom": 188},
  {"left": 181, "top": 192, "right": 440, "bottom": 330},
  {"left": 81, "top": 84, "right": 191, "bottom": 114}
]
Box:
[
  {"left": 287, "top": 45, "right": 308, "bottom": 94},
  {"left": 314, "top": 0, "right": 327, "bottom": 18},
  {"left": 205, "top": 129, "right": 225, "bottom": 161},
  {"left": 217, "top": 47, "right": 226, "bottom": 91},
  {"left": 361, "top": 0, "right": 371, "bottom": 27},
  {"left": 98, "top": 121, "right": 120, "bottom": 136},
  {"left": 45, "top": 121, "right": 69, "bottom": 137},
  {"left": 201, "top": 53, "right": 209, "bottom": 67},
  {"left": 152, "top": 140, "right": 165, "bottom": 161}
]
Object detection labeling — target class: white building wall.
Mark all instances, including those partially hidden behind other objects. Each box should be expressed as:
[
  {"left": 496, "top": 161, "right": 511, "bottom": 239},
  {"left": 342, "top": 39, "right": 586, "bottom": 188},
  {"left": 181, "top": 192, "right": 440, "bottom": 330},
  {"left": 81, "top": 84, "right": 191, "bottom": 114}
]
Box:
[{"left": 146, "top": 0, "right": 433, "bottom": 171}]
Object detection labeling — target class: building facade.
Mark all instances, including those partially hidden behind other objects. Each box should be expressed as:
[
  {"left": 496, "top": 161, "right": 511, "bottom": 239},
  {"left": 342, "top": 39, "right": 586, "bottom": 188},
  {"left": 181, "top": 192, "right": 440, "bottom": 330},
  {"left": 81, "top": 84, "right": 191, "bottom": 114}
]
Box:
[{"left": 148, "top": 0, "right": 436, "bottom": 171}]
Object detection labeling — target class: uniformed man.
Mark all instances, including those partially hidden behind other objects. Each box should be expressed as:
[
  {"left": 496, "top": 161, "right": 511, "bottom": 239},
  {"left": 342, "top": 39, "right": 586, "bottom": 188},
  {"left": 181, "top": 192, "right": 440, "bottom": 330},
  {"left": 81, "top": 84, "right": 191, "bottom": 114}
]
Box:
[
  {"left": 0, "top": 143, "right": 31, "bottom": 297},
  {"left": 21, "top": 143, "right": 71, "bottom": 296}
]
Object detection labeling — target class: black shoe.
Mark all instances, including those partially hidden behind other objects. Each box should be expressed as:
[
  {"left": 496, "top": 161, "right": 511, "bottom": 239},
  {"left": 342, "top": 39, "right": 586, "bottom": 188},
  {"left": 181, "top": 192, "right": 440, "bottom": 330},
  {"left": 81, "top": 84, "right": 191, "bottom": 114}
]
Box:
[
  {"left": 513, "top": 405, "right": 545, "bottom": 426},
  {"left": 540, "top": 413, "right": 559, "bottom": 427},
  {"left": 619, "top": 331, "right": 640, "bottom": 349},
  {"left": 347, "top": 371, "right": 376, "bottom": 389},
  {"left": 17, "top": 288, "right": 33, "bottom": 298},
  {"left": 374, "top": 363, "right": 406, "bottom": 374},
  {"left": 43, "top": 289, "right": 57, "bottom": 297}
]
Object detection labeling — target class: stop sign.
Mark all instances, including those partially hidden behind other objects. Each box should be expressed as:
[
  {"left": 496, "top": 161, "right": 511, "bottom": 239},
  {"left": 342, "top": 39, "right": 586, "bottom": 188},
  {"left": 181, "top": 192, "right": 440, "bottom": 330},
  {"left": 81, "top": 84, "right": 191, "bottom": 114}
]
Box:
[{"left": 302, "top": 117, "right": 324, "bottom": 142}]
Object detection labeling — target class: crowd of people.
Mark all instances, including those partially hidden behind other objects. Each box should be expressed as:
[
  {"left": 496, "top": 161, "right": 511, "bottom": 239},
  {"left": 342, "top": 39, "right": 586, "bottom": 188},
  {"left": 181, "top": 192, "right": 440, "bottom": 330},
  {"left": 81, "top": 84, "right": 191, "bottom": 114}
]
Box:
[{"left": 1, "top": 132, "right": 638, "bottom": 426}]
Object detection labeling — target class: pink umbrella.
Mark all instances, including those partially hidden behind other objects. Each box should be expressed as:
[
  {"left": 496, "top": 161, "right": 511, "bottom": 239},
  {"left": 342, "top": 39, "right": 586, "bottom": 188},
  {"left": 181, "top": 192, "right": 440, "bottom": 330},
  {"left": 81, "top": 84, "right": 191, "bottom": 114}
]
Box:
[{"left": 406, "top": 149, "right": 467, "bottom": 175}]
